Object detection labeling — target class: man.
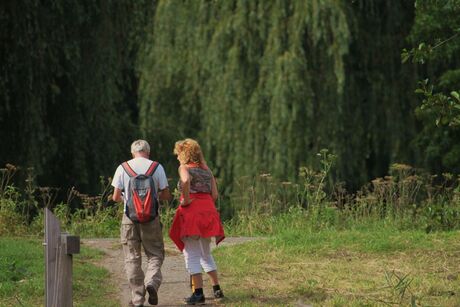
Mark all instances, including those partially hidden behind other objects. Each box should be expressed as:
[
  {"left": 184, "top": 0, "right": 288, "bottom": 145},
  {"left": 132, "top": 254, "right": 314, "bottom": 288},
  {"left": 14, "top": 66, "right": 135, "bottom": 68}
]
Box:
[{"left": 112, "top": 140, "right": 172, "bottom": 307}]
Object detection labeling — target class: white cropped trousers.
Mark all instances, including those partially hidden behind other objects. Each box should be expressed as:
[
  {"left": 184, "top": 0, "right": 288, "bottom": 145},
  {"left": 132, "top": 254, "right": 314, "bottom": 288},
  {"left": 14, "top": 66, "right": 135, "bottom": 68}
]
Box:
[{"left": 182, "top": 237, "right": 217, "bottom": 275}]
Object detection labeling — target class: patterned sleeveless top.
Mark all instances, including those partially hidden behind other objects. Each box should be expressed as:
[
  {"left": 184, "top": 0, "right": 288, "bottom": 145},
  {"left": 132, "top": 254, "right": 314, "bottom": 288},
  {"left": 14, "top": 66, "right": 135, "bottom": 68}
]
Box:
[{"left": 178, "top": 165, "right": 213, "bottom": 194}]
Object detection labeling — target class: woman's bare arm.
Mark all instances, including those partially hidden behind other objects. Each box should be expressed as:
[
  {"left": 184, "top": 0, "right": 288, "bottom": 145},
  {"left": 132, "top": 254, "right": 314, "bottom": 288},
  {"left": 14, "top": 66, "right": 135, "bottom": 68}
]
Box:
[
  {"left": 179, "top": 165, "right": 191, "bottom": 206},
  {"left": 211, "top": 175, "right": 218, "bottom": 201}
]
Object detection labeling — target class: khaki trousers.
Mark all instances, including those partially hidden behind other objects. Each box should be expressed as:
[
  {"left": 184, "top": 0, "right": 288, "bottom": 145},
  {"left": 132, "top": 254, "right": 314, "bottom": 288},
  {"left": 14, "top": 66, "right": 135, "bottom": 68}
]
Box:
[{"left": 121, "top": 215, "right": 164, "bottom": 306}]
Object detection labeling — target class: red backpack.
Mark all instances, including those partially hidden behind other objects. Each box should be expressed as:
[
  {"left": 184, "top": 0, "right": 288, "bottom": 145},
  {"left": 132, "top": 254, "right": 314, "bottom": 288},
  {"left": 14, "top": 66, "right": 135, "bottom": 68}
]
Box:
[{"left": 121, "top": 161, "right": 160, "bottom": 223}]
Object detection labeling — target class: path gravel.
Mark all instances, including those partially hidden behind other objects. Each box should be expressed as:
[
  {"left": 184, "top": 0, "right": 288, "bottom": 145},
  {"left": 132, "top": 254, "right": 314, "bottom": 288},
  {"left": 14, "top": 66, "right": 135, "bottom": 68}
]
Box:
[{"left": 82, "top": 237, "right": 256, "bottom": 306}]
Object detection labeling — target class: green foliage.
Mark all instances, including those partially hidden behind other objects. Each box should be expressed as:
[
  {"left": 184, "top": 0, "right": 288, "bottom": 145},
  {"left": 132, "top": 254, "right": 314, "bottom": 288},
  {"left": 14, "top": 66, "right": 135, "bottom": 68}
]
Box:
[
  {"left": 409, "top": 0, "right": 460, "bottom": 62},
  {"left": 140, "top": 0, "right": 418, "bottom": 192},
  {"left": 0, "top": 173, "right": 28, "bottom": 236},
  {"left": 2, "top": 0, "right": 459, "bottom": 203},
  {"left": 3, "top": 0, "right": 456, "bottom": 199},
  {"left": 0, "top": 197, "right": 27, "bottom": 237},
  {"left": 403, "top": 0, "right": 460, "bottom": 175},
  {"left": 2, "top": 149, "right": 460, "bottom": 239},
  {"left": 226, "top": 151, "right": 460, "bottom": 236},
  {"left": 0, "top": 1, "right": 155, "bottom": 193},
  {"left": 2, "top": 0, "right": 460, "bottom": 232},
  {"left": 0, "top": 166, "right": 122, "bottom": 238},
  {"left": 414, "top": 79, "right": 460, "bottom": 126}
]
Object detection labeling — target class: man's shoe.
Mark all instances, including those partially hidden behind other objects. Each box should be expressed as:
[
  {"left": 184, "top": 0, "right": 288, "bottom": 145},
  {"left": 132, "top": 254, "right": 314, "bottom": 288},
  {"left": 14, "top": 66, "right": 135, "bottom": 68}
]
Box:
[
  {"left": 185, "top": 292, "right": 205, "bottom": 305},
  {"left": 146, "top": 284, "right": 158, "bottom": 305},
  {"left": 128, "top": 301, "right": 143, "bottom": 307},
  {"left": 214, "top": 289, "right": 225, "bottom": 299}
]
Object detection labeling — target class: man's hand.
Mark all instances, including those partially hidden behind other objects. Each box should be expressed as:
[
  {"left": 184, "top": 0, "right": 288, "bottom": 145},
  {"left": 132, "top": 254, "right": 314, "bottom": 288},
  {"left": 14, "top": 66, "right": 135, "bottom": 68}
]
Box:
[
  {"left": 112, "top": 188, "right": 123, "bottom": 202},
  {"left": 159, "top": 188, "right": 172, "bottom": 202}
]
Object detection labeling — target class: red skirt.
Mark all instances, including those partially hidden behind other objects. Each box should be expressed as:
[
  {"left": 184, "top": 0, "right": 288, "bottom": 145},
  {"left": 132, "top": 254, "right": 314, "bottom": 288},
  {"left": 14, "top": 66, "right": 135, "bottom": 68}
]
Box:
[{"left": 169, "top": 193, "right": 225, "bottom": 251}]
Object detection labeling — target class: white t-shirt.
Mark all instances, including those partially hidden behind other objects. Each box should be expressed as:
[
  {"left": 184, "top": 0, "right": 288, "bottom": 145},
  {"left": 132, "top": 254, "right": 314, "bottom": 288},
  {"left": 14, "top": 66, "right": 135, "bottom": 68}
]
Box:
[{"left": 111, "top": 157, "right": 169, "bottom": 213}]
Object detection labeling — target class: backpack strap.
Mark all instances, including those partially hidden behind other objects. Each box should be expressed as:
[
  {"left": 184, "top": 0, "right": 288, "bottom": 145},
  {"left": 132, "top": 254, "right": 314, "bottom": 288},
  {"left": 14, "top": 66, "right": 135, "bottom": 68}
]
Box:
[
  {"left": 121, "top": 162, "right": 137, "bottom": 177},
  {"left": 145, "top": 161, "right": 159, "bottom": 177}
]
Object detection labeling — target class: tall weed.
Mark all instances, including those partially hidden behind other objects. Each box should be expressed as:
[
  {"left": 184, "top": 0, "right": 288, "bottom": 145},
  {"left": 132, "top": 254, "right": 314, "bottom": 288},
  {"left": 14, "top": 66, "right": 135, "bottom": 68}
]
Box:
[
  {"left": 0, "top": 166, "right": 121, "bottom": 237},
  {"left": 1, "top": 155, "right": 459, "bottom": 238},
  {"left": 226, "top": 151, "right": 460, "bottom": 236}
]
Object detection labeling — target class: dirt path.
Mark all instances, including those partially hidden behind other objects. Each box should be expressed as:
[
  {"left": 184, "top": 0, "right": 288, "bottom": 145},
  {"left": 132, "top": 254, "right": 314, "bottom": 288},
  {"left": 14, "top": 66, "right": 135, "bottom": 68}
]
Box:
[{"left": 82, "top": 237, "right": 255, "bottom": 306}]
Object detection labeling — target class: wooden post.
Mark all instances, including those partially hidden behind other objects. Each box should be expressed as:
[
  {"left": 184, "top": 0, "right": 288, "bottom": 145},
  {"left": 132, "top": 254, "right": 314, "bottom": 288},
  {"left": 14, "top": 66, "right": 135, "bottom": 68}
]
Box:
[{"left": 44, "top": 208, "right": 80, "bottom": 307}]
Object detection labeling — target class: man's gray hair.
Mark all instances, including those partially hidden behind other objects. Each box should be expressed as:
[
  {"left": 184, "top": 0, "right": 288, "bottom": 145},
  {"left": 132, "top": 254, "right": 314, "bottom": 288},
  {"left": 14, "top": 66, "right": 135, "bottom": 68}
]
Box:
[{"left": 131, "top": 139, "right": 150, "bottom": 153}]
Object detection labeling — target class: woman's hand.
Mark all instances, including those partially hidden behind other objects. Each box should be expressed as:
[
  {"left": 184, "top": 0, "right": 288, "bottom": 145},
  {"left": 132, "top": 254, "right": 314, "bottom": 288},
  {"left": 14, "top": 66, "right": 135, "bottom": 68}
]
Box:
[{"left": 180, "top": 198, "right": 193, "bottom": 207}]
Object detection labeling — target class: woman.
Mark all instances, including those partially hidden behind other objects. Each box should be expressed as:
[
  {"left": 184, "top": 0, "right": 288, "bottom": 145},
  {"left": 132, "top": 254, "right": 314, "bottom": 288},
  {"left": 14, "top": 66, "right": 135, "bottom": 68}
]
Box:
[{"left": 169, "top": 138, "right": 225, "bottom": 305}]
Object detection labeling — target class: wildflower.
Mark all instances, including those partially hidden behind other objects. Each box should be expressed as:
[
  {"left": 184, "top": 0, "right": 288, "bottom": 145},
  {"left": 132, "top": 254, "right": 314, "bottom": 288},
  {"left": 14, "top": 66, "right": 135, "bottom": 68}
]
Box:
[
  {"left": 390, "top": 163, "right": 412, "bottom": 171},
  {"left": 5, "top": 164, "right": 17, "bottom": 171}
]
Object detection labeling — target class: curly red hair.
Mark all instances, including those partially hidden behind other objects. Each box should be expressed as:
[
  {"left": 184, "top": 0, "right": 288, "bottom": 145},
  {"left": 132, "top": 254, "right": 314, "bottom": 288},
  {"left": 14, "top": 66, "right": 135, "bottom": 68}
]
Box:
[{"left": 173, "top": 138, "right": 205, "bottom": 165}]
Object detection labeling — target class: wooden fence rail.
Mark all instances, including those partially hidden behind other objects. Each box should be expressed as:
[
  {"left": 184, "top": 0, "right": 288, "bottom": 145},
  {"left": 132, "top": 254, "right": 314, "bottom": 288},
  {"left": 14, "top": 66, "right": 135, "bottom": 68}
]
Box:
[{"left": 44, "top": 208, "right": 80, "bottom": 307}]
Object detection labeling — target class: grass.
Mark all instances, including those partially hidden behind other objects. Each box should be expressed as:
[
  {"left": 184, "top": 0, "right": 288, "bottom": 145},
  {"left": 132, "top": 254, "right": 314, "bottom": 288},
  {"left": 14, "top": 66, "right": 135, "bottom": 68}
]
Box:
[
  {"left": 1, "top": 159, "right": 460, "bottom": 306},
  {"left": 213, "top": 222, "right": 460, "bottom": 306},
  {"left": 0, "top": 237, "right": 119, "bottom": 307}
]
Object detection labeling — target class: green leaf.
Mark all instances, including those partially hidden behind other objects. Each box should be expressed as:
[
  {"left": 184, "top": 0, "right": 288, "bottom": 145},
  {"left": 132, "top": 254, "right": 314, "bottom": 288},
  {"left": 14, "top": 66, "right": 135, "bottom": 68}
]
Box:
[{"left": 401, "top": 49, "right": 410, "bottom": 63}]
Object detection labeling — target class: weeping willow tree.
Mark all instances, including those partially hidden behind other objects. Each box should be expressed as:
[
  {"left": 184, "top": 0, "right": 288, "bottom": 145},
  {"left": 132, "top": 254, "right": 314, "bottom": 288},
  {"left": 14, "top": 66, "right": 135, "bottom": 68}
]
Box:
[
  {"left": 140, "top": 0, "right": 419, "bottom": 191},
  {"left": 0, "top": 1, "right": 154, "bottom": 192},
  {"left": 140, "top": 0, "right": 354, "bottom": 189},
  {"left": 1, "top": 0, "right": 425, "bottom": 195},
  {"left": 139, "top": 0, "right": 420, "bottom": 191}
]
